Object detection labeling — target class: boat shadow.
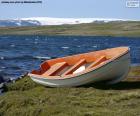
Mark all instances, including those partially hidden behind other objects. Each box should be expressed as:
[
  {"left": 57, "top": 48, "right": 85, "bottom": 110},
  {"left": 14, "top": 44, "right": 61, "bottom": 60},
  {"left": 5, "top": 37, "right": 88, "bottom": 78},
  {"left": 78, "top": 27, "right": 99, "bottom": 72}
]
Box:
[{"left": 82, "top": 80, "right": 140, "bottom": 90}]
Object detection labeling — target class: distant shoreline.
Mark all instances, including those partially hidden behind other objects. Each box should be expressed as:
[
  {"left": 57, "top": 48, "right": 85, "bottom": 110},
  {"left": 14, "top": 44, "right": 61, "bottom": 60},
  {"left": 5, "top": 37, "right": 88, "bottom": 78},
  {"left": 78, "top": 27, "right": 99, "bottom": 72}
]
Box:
[{"left": 0, "top": 21, "right": 140, "bottom": 37}]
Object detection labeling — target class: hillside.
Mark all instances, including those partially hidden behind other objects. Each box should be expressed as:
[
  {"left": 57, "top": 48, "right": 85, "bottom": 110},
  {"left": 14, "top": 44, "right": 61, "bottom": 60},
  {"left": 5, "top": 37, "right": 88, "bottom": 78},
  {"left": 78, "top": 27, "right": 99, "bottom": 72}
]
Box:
[
  {"left": 0, "top": 17, "right": 128, "bottom": 26},
  {"left": 0, "top": 21, "right": 140, "bottom": 37},
  {"left": 0, "top": 66, "right": 140, "bottom": 116}
]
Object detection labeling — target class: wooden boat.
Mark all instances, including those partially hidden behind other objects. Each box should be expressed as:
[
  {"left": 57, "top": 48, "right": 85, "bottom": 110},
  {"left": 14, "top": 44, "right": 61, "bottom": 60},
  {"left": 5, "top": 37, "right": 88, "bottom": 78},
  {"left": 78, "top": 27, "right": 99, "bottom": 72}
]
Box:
[{"left": 28, "top": 47, "right": 130, "bottom": 87}]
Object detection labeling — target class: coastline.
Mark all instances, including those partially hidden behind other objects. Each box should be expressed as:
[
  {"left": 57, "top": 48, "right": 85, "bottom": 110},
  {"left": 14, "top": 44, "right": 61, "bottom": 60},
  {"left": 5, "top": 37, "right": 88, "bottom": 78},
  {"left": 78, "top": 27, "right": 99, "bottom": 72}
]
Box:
[{"left": 0, "top": 21, "right": 140, "bottom": 37}]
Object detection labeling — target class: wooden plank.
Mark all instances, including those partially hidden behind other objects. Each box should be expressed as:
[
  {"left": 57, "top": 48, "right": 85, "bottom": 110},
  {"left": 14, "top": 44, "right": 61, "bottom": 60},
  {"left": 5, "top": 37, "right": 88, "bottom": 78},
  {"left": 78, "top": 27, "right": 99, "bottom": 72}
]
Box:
[
  {"left": 86, "top": 56, "right": 107, "bottom": 70},
  {"left": 42, "top": 62, "right": 68, "bottom": 76},
  {"left": 62, "top": 59, "right": 86, "bottom": 76}
]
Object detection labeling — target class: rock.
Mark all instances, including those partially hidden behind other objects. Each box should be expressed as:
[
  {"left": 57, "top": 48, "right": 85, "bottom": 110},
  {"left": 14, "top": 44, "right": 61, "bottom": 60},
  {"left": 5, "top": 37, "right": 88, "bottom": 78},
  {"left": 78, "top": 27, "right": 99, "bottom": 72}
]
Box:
[
  {"left": 0, "top": 75, "right": 12, "bottom": 83},
  {"left": 0, "top": 75, "right": 5, "bottom": 83},
  {"left": 0, "top": 83, "right": 4, "bottom": 89}
]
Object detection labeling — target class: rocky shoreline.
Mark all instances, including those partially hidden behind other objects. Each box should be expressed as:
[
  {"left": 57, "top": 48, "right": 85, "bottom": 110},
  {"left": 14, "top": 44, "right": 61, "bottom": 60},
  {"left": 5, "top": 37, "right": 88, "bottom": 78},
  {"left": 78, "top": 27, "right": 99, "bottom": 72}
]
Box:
[{"left": 0, "top": 73, "right": 28, "bottom": 93}]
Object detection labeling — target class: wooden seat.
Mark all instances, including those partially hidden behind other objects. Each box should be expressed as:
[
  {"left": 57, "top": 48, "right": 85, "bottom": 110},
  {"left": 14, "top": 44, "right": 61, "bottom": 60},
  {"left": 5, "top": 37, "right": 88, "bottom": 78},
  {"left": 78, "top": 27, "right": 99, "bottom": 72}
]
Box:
[
  {"left": 86, "top": 56, "right": 107, "bottom": 70},
  {"left": 31, "top": 62, "right": 50, "bottom": 75},
  {"left": 62, "top": 59, "right": 86, "bottom": 76},
  {"left": 42, "top": 62, "right": 68, "bottom": 76},
  {"left": 40, "top": 62, "right": 50, "bottom": 73}
]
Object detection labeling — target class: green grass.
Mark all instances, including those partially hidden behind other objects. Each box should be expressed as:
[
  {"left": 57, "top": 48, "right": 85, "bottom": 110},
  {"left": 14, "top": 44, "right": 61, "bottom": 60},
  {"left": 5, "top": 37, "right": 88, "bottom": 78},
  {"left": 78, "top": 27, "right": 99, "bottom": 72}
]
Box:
[
  {"left": 0, "top": 21, "right": 140, "bottom": 37},
  {"left": 0, "top": 66, "right": 140, "bottom": 116}
]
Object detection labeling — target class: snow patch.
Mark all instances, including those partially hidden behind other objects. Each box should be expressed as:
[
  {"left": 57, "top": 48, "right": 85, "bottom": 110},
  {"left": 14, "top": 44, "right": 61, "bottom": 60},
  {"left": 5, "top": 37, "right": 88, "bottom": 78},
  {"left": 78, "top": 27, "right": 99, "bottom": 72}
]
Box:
[{"left": 20, "top": 17, "right": 132, "bottom": 26}]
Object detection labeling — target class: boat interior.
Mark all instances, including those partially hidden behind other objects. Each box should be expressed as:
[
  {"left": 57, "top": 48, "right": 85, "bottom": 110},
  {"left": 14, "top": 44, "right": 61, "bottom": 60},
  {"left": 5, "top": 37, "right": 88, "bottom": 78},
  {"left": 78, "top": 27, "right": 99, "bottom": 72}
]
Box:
[{"left": 31, "top": 47, "right": 128, "bottom": 77}]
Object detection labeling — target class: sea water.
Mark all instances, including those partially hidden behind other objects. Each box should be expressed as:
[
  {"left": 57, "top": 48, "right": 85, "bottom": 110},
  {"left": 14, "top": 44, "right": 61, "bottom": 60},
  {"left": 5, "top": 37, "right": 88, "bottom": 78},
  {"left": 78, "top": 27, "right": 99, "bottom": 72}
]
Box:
[{"left": 0, "top": 35, "right": 140, "bottom": 80}]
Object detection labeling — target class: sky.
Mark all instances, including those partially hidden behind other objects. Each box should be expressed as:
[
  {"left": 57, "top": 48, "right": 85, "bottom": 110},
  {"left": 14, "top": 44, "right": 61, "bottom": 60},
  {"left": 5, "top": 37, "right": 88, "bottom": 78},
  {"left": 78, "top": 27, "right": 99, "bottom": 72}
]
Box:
[{"left": 0, "top": 0, "right": 140, "bottom": 19}]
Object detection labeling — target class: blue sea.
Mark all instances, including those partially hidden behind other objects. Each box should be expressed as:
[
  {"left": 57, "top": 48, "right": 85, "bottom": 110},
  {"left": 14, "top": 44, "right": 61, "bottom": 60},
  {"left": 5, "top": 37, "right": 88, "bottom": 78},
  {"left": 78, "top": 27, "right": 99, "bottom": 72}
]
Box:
[{"left": 0, "top": 35, "right": 140, "bottom": 81}]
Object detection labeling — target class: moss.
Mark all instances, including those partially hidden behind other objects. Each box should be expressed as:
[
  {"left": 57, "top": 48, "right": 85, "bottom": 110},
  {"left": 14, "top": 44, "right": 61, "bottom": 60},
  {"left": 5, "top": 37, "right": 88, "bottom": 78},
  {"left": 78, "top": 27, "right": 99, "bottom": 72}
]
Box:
[
  {"left": 128, "top": 66, "right": 140, "bottom": 77},
  {"left": 0, "top": 66, "right": 140, "bottom": 115},
  {"left": 3, "top": 76, "right": 40, "bottom": 92}
]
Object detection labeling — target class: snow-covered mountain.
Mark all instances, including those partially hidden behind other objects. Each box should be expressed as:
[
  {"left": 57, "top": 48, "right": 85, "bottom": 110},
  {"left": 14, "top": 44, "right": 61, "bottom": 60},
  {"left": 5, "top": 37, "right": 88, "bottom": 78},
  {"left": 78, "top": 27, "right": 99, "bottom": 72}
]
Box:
[
  {"left": 0, "top": 17, "right": 133, "bottom": 27},
  {"left": 0, "top": 19, "right": 41, "bottom": 27}
]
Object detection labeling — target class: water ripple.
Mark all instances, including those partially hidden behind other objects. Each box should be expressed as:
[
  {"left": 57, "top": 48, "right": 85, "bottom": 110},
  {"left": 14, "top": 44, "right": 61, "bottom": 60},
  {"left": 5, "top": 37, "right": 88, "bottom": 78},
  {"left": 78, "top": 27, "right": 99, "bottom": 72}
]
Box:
[{"left": 0, "top": 35, "right": 140, "bottom": 80}]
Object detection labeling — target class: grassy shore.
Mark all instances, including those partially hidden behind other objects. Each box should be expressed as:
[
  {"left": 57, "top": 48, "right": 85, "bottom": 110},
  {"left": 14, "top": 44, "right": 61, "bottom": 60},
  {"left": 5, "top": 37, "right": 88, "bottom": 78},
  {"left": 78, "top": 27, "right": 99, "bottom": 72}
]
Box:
[
  {"left": 0, "top": 66, "right": 140, "bottom": 116},
  {"left": 0, "top": 21, "right": 140, "bottom": 37}
]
